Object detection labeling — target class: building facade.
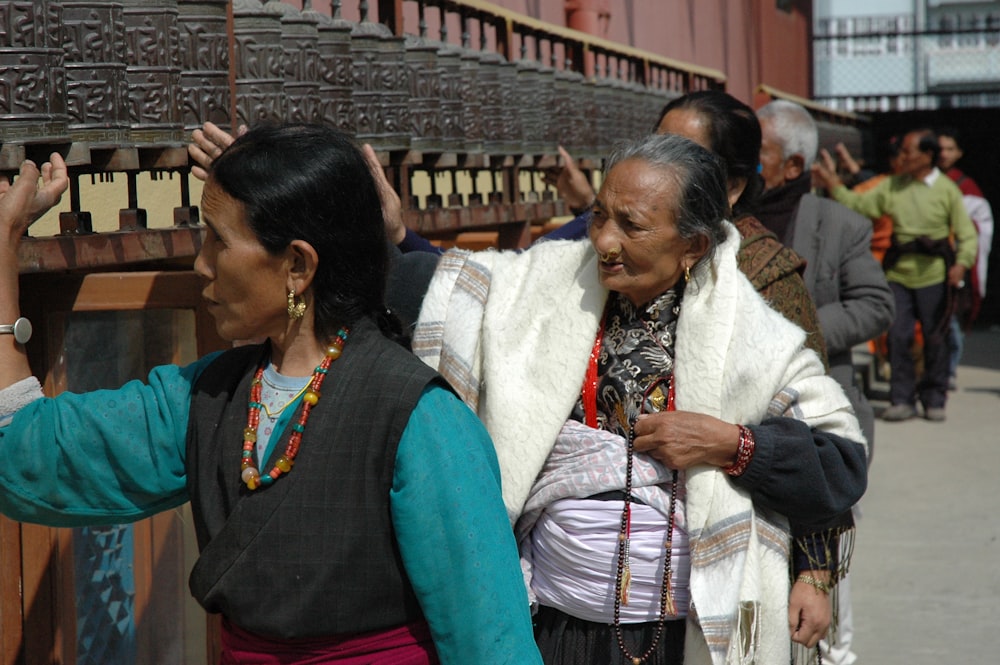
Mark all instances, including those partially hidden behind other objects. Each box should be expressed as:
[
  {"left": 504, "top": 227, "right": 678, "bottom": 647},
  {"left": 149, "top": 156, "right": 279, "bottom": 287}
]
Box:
[{"left": 814, "top": 0, "right": 1000, "bottom": 112}]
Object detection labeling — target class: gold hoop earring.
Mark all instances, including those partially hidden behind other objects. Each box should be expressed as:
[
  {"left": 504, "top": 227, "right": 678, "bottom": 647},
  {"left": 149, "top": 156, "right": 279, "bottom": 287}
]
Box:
[
  {"left": 287, "top": 291, "right": 307, "bottom": 320},
  {"left": 684, "top": 265, "right": 692, "bottom": 283}
]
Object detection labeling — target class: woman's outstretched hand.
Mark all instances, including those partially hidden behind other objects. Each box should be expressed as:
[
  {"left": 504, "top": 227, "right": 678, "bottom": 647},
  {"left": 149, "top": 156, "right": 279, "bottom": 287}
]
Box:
[
  {"left": 542, "top": 146, "right": 595, "bottom": 212},
  {"left": 361, "top": 144, "right": 405, "bottom": 245},
  {"left": 0, "top": 153, "right": 69, "bottom": 249},
  {"left": 188, "top": 121, "right": 244, "bottom": 181},
  {"left": 0, "top": 153, "right": 69, "bottom": 387}
]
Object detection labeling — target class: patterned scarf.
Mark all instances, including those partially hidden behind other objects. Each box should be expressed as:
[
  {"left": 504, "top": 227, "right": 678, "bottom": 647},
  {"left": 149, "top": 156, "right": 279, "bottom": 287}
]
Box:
[{"left": 571, "top": 288, "right": 683, "bottom": 435}]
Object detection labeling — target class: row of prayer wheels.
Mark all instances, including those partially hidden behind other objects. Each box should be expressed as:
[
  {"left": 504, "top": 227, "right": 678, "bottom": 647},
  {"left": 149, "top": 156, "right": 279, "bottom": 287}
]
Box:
[{"left": 0, "top": 0, "right": 680, "bottom": 162}]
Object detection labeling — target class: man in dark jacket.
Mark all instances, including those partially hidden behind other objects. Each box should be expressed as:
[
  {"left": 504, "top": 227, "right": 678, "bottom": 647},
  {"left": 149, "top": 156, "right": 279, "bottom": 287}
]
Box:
[
  {"left": 756, "top": 99, "right": 894, "bottom": 441},
  {"left": 756, "top": 98, "right": 895, "bottom": 665}
]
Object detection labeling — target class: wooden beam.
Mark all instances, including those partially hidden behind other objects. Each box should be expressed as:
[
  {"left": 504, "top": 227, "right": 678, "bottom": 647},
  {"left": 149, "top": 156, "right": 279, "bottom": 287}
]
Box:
[{"left": 17, "top": 228, "right": 205, "bottom": 274}]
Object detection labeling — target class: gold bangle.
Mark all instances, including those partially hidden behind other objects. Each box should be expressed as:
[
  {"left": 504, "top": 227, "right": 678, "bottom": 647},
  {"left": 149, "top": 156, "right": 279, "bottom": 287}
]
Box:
[{"left": 796, "top": 574, "right": 830, "bottom": 594}]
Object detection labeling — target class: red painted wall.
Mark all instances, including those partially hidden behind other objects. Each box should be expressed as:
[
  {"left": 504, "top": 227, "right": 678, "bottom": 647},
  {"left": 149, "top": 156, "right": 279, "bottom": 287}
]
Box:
[
  {"left": 490, "top": 0, "right": 812, "bottom": 105},
  {"left": 318, "top": 0, "right": 813, "bottom": 105},
  {"left": 750, "top": 0, "right": 813, "bottom": 104}
]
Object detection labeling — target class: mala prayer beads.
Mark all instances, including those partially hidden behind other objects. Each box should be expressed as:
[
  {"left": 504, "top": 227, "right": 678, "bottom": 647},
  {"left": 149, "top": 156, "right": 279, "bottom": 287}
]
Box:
[
  {"left": 585, "top": 312, "right": 680, "bottom": 665},
  {"left": 240, "top": 328, "right": 349, "bottom": 489}
]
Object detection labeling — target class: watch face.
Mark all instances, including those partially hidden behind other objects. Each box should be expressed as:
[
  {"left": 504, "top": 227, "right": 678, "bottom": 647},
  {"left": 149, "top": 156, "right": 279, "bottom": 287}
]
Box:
[{"left": 13, "top": 317, "right": 31, "bottom": 344}]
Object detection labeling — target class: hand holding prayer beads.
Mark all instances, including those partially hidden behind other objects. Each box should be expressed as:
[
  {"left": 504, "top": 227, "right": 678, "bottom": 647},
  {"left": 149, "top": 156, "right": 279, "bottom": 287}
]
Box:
[{"left": 632, "top": 410, "right": 751, "bottom": 472}]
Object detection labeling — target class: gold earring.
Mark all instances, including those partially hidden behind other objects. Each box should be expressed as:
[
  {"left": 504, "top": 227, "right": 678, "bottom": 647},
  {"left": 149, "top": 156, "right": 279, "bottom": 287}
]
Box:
[
  {"left": 684, "top": 265, "right": 692, "bottom": 283},
  {"left": 287, "top": 291, "right": 306, "bottom": 320}
]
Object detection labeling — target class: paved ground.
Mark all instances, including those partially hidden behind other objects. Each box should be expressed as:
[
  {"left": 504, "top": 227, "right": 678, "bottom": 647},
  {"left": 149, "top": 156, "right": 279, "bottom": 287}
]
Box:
[{"left": 848, "top": 326, "right": 1000, "bottom": 664}]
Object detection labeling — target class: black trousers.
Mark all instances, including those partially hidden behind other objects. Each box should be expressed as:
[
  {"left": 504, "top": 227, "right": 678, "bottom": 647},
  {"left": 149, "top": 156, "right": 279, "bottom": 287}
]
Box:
[
  {"left": 887, "top": 281, "right": 950, "bottom": 409},
  {"left": 533, "top": 605, "right": 686, "bottom": 665}
]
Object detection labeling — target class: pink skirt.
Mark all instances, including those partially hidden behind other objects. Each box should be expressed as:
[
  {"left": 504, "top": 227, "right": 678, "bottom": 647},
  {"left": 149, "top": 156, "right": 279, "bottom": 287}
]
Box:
[{"left": 219, "top": 618, "right": 439, "bottom": 665}]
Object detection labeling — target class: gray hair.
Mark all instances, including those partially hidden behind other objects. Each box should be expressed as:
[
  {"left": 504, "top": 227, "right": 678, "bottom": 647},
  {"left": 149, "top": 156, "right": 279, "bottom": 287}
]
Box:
[
  {"left": 757, "top": 99, "right": 819, "bottom": 168},
  {"left": 603, "top": 133, "right": 730, "bottom": 265}
]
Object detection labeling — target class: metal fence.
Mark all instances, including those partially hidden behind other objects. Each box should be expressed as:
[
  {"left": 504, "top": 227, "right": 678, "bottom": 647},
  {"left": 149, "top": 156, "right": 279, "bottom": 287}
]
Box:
[{"left": 813, "top": 23, "right": 1000, "bottom": 113}]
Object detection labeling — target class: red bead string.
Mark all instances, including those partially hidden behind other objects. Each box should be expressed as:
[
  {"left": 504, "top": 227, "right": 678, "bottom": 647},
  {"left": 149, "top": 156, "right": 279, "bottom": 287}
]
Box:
[{"left": 240, "top": 328, "right": 349, "bottom": 490}]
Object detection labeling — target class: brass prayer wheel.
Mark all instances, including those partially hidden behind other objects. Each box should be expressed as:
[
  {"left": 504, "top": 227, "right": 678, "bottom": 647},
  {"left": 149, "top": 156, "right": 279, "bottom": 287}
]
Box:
[
  {"left": 305, "top": 5, "right": 355, "bottom": 135},
  {"left": 436, "top": 43, "right": 464, "bottom": 153},
  {"left": 177, "top": 0, "right": 230, "bottom": 132},
  {"left": 265, "top": 1, "right": 323, "bottom": 125},
  {"left": 350, "top": 17, "right": 410, "bottom": 152},
  {"left": 404, "top": 34, "right": 444, "bottom": 153},
  {"left": 60, "top": 1, "right": 131, "bottom": 147},
  {"left": 232, "top": 0, "right": 285, "bottom": 127},
  {"left": 122, "top": 0, "right": 184, "bottom": 146},
  {"left": 457, "top": 43, "right": 484, "bottom": 155},
  {"left": 0, "top": 1, "right": 70, "bottom": 145}
]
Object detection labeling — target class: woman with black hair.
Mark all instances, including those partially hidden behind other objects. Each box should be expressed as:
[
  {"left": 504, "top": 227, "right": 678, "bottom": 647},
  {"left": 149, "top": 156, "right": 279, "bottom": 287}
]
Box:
[{"left": 0, "top": 125, "right": 542, "bottom": 664}]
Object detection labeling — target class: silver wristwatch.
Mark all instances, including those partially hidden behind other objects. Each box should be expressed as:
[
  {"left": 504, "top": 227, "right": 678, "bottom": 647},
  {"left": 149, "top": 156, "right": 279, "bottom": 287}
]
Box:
[{"left": 0, "top": 317, "right": 32, "bottom": 344}]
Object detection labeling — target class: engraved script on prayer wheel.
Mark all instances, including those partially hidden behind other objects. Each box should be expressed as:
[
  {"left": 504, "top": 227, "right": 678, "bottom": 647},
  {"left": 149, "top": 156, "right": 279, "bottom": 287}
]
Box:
[
  {"left": 574, "top": 75, "right": 598, "bottom": 161},
  {"left": 233, "top": 0, "right": 285, "bottom": 126},
  {"left": 552, "top": 67, "right": 583, "bottom": 154},
  {"left": 436, "top": 43, "right": 463, "bottom": 153},
  {"left": 404, "top": 34, "right": 443, "bottom": 153},
  {"left": 458, "top": 44, "right": 483, "bottom": 155},
  {"left": 265, "top": 1, "right": 322, "bottom": 125},
  {"left": 350, "top": 18, "right": 409, "bottom": 152},
  {"left": 479, "top": 51, "right": 522, "bottom": 155},
  {"left": 477, "top": 51, "right": 503, "bottom": 155},
  {"left": 515, "top": 58, "right": 546, "bottom": 156},
  {"left": 0, "top": 0, "right": 69, "bottom": 144},
  {"left": 304, "top": 6, "right": 355, "bottom": 135},
  {"left": 177, "top": 0, "right": 230, "bottom": 131},
  {"left": 593, "top": 72, "right": 619, "bottom": 158},
  {"left": 60, "top": 1, "right": 131, "bottom": 146},
  {"left": 496, "top": 55, "right": 522, "bottom": 155},
  {"left": 122, "top": 0, "right": 184, "bottom": 146}
]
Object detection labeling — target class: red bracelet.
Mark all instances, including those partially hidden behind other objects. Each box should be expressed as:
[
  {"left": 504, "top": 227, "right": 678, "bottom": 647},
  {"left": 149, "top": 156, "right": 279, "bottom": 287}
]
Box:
[{"left": 723, "top": 425, "right": 756, "bottom": 477}]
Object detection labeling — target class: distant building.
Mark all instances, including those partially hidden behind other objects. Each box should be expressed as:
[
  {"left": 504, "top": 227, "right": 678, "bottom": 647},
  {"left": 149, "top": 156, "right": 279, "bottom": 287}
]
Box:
[{"left": 814, "top": 0, "right": 1000, "bottom": 112}]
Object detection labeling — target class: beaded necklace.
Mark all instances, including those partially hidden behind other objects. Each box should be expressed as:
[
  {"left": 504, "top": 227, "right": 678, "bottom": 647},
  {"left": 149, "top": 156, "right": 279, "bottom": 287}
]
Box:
[
  {"left": 240, "top": 327, "right": 349, "bottom": 490},
  {"left": 583, "top": 314, "right": 680, "bottom": 665}
]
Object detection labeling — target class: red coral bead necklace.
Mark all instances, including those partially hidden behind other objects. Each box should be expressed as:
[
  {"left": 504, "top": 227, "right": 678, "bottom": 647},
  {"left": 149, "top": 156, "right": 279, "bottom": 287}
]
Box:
[{"left": 240, "top": 327, "right": 349, "bottom": 490}]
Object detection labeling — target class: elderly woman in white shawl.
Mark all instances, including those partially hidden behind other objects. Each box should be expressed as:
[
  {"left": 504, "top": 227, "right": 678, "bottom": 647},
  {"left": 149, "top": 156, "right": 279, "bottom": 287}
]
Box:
[{"left": 413, "top": 134, "right": 868, "bottom": 665}]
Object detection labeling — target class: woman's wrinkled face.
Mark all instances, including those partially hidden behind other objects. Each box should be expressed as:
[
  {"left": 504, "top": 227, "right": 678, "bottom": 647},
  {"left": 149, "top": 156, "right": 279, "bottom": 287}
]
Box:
[
  {"left": 589, "top": 159, "right": 700, "bottom": 306},
  {"left": 194, "top": 180, "right": 291, "bottom": 341}
]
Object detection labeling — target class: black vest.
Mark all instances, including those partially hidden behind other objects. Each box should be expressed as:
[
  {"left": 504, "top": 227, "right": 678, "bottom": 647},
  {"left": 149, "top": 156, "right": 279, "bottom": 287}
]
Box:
[{"left": 186, "top": 319, "right": 443, "bottom": 639}]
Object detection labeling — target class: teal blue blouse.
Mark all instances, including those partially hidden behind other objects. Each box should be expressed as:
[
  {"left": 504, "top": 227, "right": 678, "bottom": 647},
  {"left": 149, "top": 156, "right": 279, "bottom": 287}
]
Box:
[{"left": 0, "top": 355, "right": 541, "bottom": 665}]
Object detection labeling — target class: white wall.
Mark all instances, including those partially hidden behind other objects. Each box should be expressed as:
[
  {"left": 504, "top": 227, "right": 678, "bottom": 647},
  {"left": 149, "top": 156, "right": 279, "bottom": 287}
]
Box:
[{"left": 814, "top": 0, "right": 916, "bottom": 20}]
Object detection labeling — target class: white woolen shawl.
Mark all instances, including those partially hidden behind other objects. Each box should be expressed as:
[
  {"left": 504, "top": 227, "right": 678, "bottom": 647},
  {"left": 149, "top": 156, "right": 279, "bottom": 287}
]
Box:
[{"left": 413, "top": 224, "right": 865, "bottom": 665}]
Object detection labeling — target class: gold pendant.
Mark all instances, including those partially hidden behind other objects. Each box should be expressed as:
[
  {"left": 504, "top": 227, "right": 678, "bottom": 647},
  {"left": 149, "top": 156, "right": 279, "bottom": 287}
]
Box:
[
  {"left": 664, "top": 586, "right": 676, "bottom": 616},
  {"left": 648, "top": 384, "right": 667, "bottom": 412},
  {"left": 620, "top": 565, "right": 632, "bottom": 606}
]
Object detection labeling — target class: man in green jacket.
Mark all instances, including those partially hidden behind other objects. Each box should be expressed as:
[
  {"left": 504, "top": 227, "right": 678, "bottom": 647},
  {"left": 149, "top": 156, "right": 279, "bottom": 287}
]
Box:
[{"left": 813, "top": 129, "right": 978, "bottom": 423}]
